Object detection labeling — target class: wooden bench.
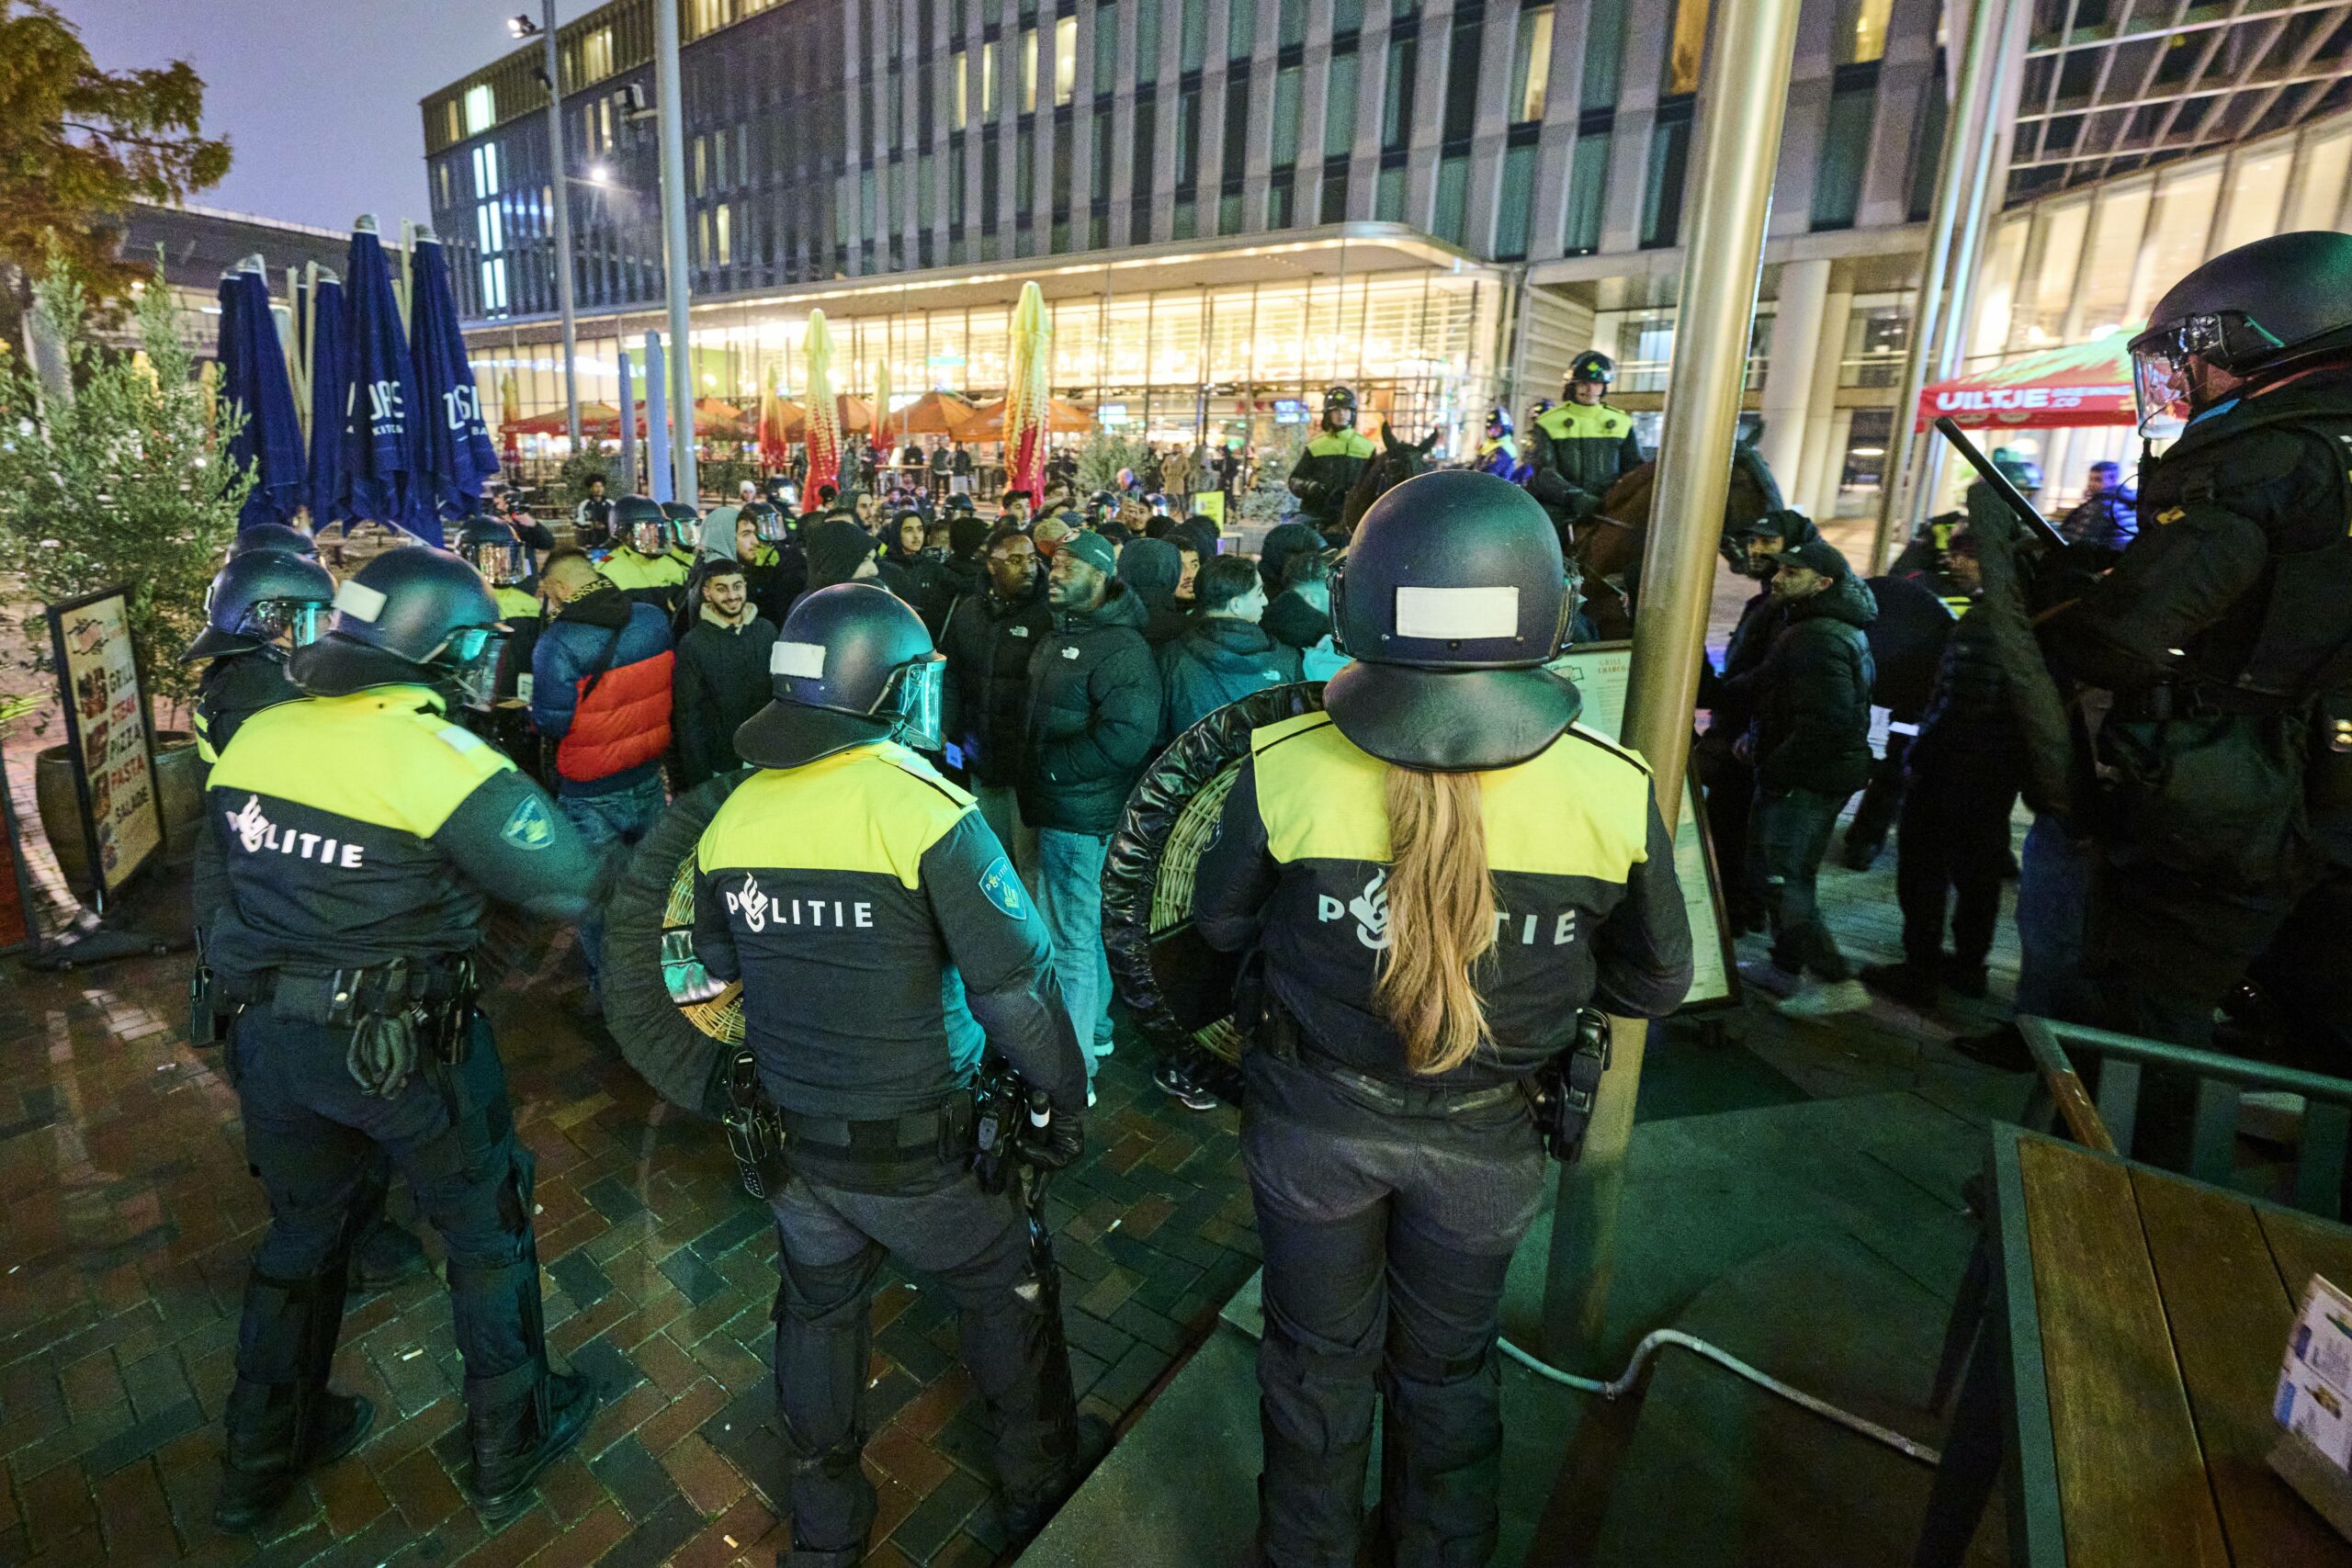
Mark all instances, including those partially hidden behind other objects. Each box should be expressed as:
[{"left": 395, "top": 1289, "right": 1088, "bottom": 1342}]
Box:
[{"left": 1916, "top": 1123, "right": 2352, "bottom": 1566}]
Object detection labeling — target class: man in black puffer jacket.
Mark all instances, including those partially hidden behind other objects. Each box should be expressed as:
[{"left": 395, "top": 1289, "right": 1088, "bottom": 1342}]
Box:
[
  {"left": 1743, "top": 537, "right": 1877, "bottom": 1019},
  {"left": 1021, "top": 530, "right": 1162, "bottom": 1089},
  {"left": 940, "top": 524, "right": 1049, "bottom": 861},
  {"left": 672, "top": 561, "right": 779, "bottom": 789},
  {"left": 1158, "top": 556, "right": 1302, "bottom": 743},
  {"left": 1861, "top": 535, "right": 2023, "bottom": 1007}
]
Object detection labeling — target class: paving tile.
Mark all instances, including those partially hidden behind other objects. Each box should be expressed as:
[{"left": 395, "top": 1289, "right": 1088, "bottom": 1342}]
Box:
[{"left": 586, "top": 1434, "right": 678, "bottom": 1523}]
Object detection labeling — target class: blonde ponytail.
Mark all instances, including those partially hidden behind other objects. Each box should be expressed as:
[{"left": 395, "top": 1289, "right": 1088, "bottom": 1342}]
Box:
[{"left": 1374, "top": 768, "right": 1498, "bottom": 1075}]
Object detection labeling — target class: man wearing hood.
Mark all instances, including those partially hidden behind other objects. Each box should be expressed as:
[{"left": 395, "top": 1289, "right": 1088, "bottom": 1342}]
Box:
[
  {"left": 1741, "top": 537, "right": 1878, "bottom": 1019},
  {"left": 1020, "top": 530, "right": 1162, "bottom": 1090},
  {"left": 1115, "top": 536, "right": 1193, "bottom": 649},
  {"left": 1257, "top": 520, "right": 1325, "bottom": 600},
  {"left": 1159, "top": 556, "right": 1303, "bottom": 743},
  {"left": 802, "top": 516, "right": 884, "bottom": 596}
]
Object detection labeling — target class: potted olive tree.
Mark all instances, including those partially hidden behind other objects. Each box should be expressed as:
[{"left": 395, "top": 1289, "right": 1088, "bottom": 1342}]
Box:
[{"left": 0, "top": 257, "right": 248, "bottom": 886}]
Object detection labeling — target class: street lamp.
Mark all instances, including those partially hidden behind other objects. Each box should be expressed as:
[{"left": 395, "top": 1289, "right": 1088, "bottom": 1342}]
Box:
[
  {"left": 518, "top": 0, "right": 581, "bottom": 449},
  {"left": 507, "top": 15, "right": 538, "bottom": 38}
]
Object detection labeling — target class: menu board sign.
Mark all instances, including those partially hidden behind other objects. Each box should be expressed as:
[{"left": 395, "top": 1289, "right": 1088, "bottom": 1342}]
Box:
[{"left": 47, "top": 587, "right": 163, "bottom": 899}]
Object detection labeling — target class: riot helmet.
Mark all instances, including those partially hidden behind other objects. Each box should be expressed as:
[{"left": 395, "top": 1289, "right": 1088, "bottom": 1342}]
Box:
[
  {"left": 765, "top": 476, "right": 802, "bottom": 514},
  {"left": 614, "top": 494, "right": 666, "bottom": 555},
  {"left": 458, "top": 516, "right": 529, "bottom": 586},
  {"left": 1486, "top": 406, "right": 1514, "bottom": 437},
  {"left": 2128, "top": 231, "right": 2352, "bottom": 433},
  {"left": 184, "top": 550, "right": 335, "bottom": 662},
  {"left": 1566, "top": 351, "right": 1616, "bottom": 397},
  {"left": 734, "top": 583, "right": 945, "bottom": 770},
  {"left": 1327, "top": 470, "right": 1578, "bottom": 772},
  {"left": 660, "top": 502, "right": 700, "bottom": 551},
  {"left": 1321, "top": 385, "right": 1359, "bottom": 433},
  {"left": 288, "top": 546, "right": 507, "bottom": 708},
  {"left": 229, "top": 522, "right": 320, "bottom": 560},
  {"left": 743, "top": 501, "right": 790, "bottom": 543}
]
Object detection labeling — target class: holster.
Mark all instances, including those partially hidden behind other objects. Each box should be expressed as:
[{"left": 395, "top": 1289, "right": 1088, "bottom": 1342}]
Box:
[
  {"left": 1528, "top": 1010, "right": 1612, "bottom": 1163},
  {"left": 188, "top": 936, "right": 234, "bottom": 1051},
  {"left": 970, "top": 1057, "right": 1023, "bottom": 1196},
  {"left": 722, "top": 1049, "right": 792, "bottom": 1201}
]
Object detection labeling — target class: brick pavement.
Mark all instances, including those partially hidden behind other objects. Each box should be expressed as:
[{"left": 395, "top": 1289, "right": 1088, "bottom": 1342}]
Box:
[{"left": 0, "top": 936, "right": 1259, "bottom": 1568}]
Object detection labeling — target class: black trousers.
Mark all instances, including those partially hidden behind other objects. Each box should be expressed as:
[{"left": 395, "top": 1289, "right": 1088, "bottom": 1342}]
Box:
[
  {"left": 769, "top": 1160, "right": 1075, "bottom": 1563},
  {"left": 1241, "top": 1051, "right": 1547, "bottom": 1568},
  {"left": 1691, "top": 729, "right": 1760, "bottom": 929},
  {"left": 1843, "top": 730, "right": 1914, "bottom": 861},
  {"left": 1894, "top": 763, "right": 2019, "bottom": 969},
  {"left": 230, "top": 1010, "right": 540, "bottom": 1396}
]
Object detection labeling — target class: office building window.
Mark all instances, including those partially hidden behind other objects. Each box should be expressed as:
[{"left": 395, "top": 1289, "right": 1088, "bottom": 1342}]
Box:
[
  {"left": 1281, "top": 0, "right": 1306, "bottom": 48},
  {"left": 1182, "top": 0, "right": 1207, "bottom": 71},
  {"left": 1641, "top": 107, "right": 1691, "bottom": 247},
  {"left": 1495, "top": 141, "right": 1536, "bottom": 257},
  {"left": 1434, "top": 153, "right": 1468, "bottom": 243},
  {"left": 1097, "top": 0, "right": 1119, "bottom": 84},
  {"left": 1326, "top": 51, "right": 1360, "bottom": 158},
  {"left": 1017, "top": 126, "right": 1035, "bottom": 214},
  {"left": 1510, "top": 5, "right": 1552, "bottom": 125},
  {"left": 1906, "top": 73, "right": 1944, "bottom": 220},
  {"left": 1334, "top": 0, "right": 1363, "bottom": 33},
  {"left": 1382, "top": 37, "right": 1416, "bottom": 151},
  {"left": 1178, "top": 85, "right": 1202, "bottom": 186},
  {"left": 1224, "top": 71, "right": 1250, "bottom": 183},
  {"left": 983, "top": 40, "right": 998, "bottom": 116},
  {"left": 464, "top": 83, "right": 495, "bottom": 136},
  {"left": 1229, "top": 0, "right": 1255, "bottom": 59},
  {"left": 1022, "top": 28, "right": 1038, "bottom": 111},
  {"left": 717, "top": 204, "right": 732, "bottom": 265},
  {"left": 1137, "top": 0, "right": 1160, "bottom": 84},
  {"left": 1132, "top": 101, "right": 1158, "bottom": 201},
  {"left": 1666, "top": 0, "right": 1710, "bottom": 96},
  {"left": 1377, "top": 161, "right": 1405, "bottom": 220},
  {"left": 954, "top": 50, "right": 970, "bottom": 127},
  {"left": 1053, "top": 127, "right": 1073, "bottom": 215},
  {"left": 1322, "top": 161, "right": 1349, "bottom": 220},
  {"left": 1812, "top": 80, "right": 1872, "bottom": 230},
  {"left": 1442, "top": 14, "right": 1481, "bottom": 145},
  {"left": 1273, "top": 65, "right": 1303, "bottom": 165},
  {"left": 1056, "top": 16, "right": 1078, "bottom": 102},
  {"left": 1583, "top": 0, "right": 1625, "bottom": 109},
  {"left": 1093, "top": 107, "right": 1114, "bottom": 198},
  {"left": 1835, "top": 0, "right": 1894, "bottom": 66},
  {"left": 579, "top": 25, "right": 614, "bottom": 85}
]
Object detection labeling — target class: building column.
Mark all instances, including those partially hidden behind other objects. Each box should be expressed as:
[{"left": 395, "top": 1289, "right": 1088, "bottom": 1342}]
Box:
[
  {"left": 1755, "top": 257, "right": 1831, "bottom": 493},
  {"left": 1793, "top": 285, "right": 1851, "bottom": 517},
  {"left": 1812, "top": 406, "right": 1855, "bottom": 520}
]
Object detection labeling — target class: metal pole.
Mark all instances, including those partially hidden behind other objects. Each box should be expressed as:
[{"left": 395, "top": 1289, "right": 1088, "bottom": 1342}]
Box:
[
  {"left": 541, "top": 0, "right": 583, "bottom": 450},
  {"left": 1870, "top": 0, "right": 2004, "bottom": 572},
  {"left": 1541, "top": 0, "right": 1804, "bottom": 1367},
  {"left": 653, "top": 0, "right": 700, "bottom": 502}
]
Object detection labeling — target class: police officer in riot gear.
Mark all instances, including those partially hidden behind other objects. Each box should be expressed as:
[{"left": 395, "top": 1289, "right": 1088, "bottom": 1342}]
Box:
[
  {"left": 2041, "top": 230, "right": 2352, "bottom": 1055},
  {"left": 200, "top": 547, "right": 610, "bottom": 1529},
  {"left": 1473, "top": 406, "right": 1523, "bottom": 481},
  {"left": 228, "top": 521, "right": 321, "bottom": 560},
  {"left": 458, "top": 516, "right": 547, "bottom": 763},
  {"left": 1194, "top": 472, "right": 1693, "bottom": 1567},
  {"left": 185, "top": 551, "right": 335, "bottom": 763},
  {"left": 1286, "top": 386, "right": 1377, "bottom": 541},
  {"left": 691, "top": 583, "right": 1091, "bottom": 1565},
  {"left": 1527, "top": 351, "right": 1645, "bottom": 541},
  {"left": 598, "top": 494, "right": 691, "bottom": 608}
]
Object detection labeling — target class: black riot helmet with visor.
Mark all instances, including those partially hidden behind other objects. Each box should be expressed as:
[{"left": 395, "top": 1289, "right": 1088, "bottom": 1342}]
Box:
[
  {"left": 1321, "top": 385, "right": 1359, "bottom": 432},
  {"left": 2129, "top": 230, "right": 2352, "bottom": 435},
  {"left": 286, "top": 546, "right": 509, "bottom": 711},
  {"left": 660, "top": 502, "right": 700, "bottom": 551},
  {"left": 734, "top": 583, "right": 945, "bottom": 770},
  {"left": 228, "top": 521, "right": 321, "bottom": 560},
  {"left": 1566, "top": 351, "right": 1617, "bottom": 392},
  {"left": 614, "top": 494, "right": 666, "bottom": 556},
  {"left": 185, "top": 550, "right": 336, "bottom": 662},
  {"left": 1327, "top": 469, "right": 1578, "bottom": 772},
  {"left": 458, "top": 516, "right": 529, "bottom": 587},
  {"left": 742, "top": 501, "right": 791, "bottom": 543}
]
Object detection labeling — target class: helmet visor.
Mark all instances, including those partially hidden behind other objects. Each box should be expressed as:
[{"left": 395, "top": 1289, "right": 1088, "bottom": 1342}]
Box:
[
  {"left": 241, "top": 598, "right": 333, "bottom": 649},
  {"left": 441, "top": 626, "right": 506, "bottom": 711},
  {"left": 887, "top": 653, "right": 946, "bottom": 752},
  {"left": 630, "top": 521, "right": 666, "bottom": 555},
  {"left": 2130, "top": 346, "right": 2194, "bottom": 437},
  {"left": 754, "top": 507, "right": 790, "bottom": 542},
  {"left": 465, "top": 539, "right": 527, "bottom": 585}
]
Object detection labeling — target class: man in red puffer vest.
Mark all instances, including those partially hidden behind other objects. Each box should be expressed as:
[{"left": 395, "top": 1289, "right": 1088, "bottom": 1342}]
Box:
[{"left": 531, "top": 548, "right": 675, "bottom": 1004}]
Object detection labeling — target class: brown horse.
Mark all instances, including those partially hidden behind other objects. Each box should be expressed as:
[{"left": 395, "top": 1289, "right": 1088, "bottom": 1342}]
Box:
[
  {"left": 1336, "top": 424, "right": 1441, "bottom": 537},
  {"left": 1566, "top": 441, "right": 1788, "bottom": 639}
]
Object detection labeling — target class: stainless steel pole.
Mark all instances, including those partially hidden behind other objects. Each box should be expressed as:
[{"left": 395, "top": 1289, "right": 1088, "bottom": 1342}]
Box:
[
  {"left": 654, "top": 0, "right": 700, "bottom": 502},
  {"left": 541, "top": 0, "right": 582, "bottom": 450},
  {"left": 1871, "top": 0, "right": 2003, "bottom": 572},
  {"left": 1541, "top": 0, "right": 1804, "bottom": 1366}
]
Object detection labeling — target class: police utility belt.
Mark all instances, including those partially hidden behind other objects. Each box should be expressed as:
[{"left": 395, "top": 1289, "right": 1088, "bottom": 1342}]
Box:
[
  {"left": 1257, "top": 998, "right": 1612, "bottom": 1163},
  {"left": 722, "top": 1047, "right": 1009, "bottom": 1201},
  {"left": 190, "top": 948, "right": 479, "bottom": 1077}
]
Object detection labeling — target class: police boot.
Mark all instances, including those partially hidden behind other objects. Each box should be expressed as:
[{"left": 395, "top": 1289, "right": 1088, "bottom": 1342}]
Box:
[
  {"left": 467, "top": 1362, "right": 598, "bottom": 1517},
  {"left": 213, "top": 1379, "right": 375, "bottom": 1532}
]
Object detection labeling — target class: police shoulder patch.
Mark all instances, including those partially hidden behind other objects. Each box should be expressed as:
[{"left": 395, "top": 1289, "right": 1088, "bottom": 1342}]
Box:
[
  {"left": 500, "top": 795, "right": 557, "bottom": 851},
  {"left": 978, "top": 855, "right": 1028, "bottom": 920}
]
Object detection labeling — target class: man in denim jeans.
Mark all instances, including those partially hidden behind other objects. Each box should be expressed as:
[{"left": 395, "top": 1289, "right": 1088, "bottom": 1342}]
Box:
[
  {"left": 1016, "top": 531, "right": 1161, "bottom": 1093},
  {"left": 530, "top": 550, "right": 676, "bottom": 1000}
]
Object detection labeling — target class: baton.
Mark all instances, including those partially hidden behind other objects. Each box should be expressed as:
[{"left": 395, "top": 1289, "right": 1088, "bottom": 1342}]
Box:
[{"left": 1930, "top": 416, "right": 2070, "bottom": 554}]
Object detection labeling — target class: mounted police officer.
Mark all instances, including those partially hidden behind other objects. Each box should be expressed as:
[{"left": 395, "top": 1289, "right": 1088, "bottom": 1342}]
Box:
[
  {"left": 1473, "top": 406, "right": 1524, "bottom": 482},
  {"left": 1286, "top": 386, "right": 1376, "bottom": 542},
  {"left": 1527, "top": 351, "right": 1645, "bottom": 543},
  {"left": 1194, "top": 471, "right": 1694, "bottom": 1568},
  {"left": 199, "top": 547, "right": 609, "bottom": 1531},
  {"left": 184, "top": 549, "right": 437, "bottom": 1295},
  {"left": 2041, "top": 230, "right": 2352, "bottom": 1056},
  {"left": 690, "top": 583, "right": 1091, "bottom": 1565}
]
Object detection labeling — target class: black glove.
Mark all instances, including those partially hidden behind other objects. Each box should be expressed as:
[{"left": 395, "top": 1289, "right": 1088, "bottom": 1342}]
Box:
[
  {"left": 1023, "top": 1099, "right": 1086, "bottom": 1172},
  {"left": 347, "top": 1010, "right": 421, "bottom": 1099}
]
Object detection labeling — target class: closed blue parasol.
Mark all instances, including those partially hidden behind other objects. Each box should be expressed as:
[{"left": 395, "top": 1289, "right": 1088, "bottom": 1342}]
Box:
[
  {"left": 215, "top": 259, "right": 304, "bottom": 530},
  {"left": 406, "top": 229, "right": 500, "bottom": 526},
  {"left": 336, "top": 216, "right": 435, "bottom": 543},
  {"left": 303, "top": 269, "right": 347, "bottom": 524}
]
